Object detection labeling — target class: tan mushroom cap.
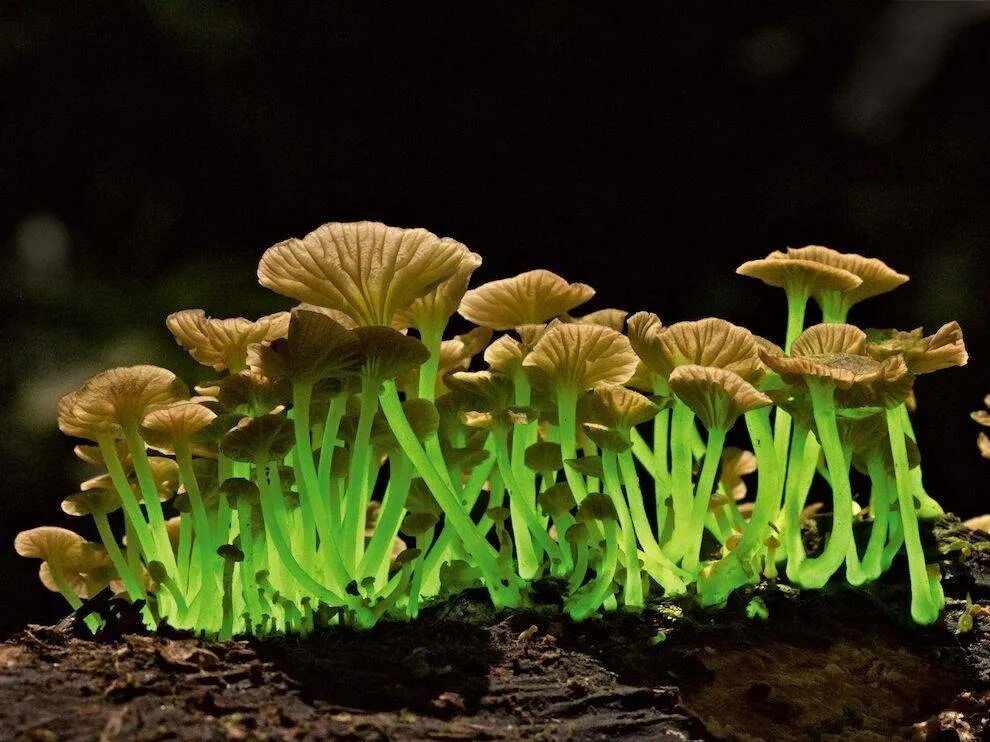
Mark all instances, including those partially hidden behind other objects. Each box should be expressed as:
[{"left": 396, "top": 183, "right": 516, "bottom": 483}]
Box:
[
  {"left": 785, "top": 245, "right": 908, "bottom": 306},
  {"left": 568, "top": 308, "right": 628, "bottom": 331},
  {"left": 58, "top": 366, "right": 189, "bottom": 441},
  {"left": 483, "top": 334, "right": 527, "bottom": 375},
  {"left": 248, "top": 307, "right": 364, "bottom": 385},
  {"left": 258, "top": 221, "right": 469, "bottom": 327},
  {"left": 219, "top": 413, "right": 295, "bottom": 462},
  {"left": 633, "top": 316, "right": 765, "bottom": 385},
  {"left": 719, "top": 447, "right": 757, "bottom": 502},
  {"left": 166, "top": 309, "right": 290, "bottom": 373},
  {"left": 140, "top": 402, "right": 218, "bottom": 454},
  {"left": 763, "top": 324, "right": 913, "bottom": 406},
  {"left": 395, "top": 249, "right": 483, "bottom": 330},
  {"left": 81, "top": 456, "right": 181, "bottom": 503},
  {"left": 668, "top": 365, "right": 772, "bottom": 431},
  {"left": 62, "top": 487, "right": 122, "bottom": 517},
  {"left": 588, "top": 382, "right": 659, "bottom": 430},
  {"left": 458, "top": 269, "right": 595, "bottom": 330},
  {"left": 522, "top": 323, "right": 638, "bottom": 391},
  {"left": 14, "top": 526, "right": 86, "bottom": 562},
  {"left": 736, "top": 253, "right": 862, "bottom": 295},
  {"left": 867, "top": 321, "right": 968, "bottom": 374}
]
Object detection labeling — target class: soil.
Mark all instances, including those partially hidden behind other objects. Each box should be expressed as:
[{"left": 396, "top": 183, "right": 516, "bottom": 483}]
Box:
[{"left": 4, "top": 517, "right": 990, "bottom": 741}]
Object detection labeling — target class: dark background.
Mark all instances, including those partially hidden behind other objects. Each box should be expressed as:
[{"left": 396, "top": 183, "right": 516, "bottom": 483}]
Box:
[{"left": 2, "top": 2, "right": 989, "bottom": 636}]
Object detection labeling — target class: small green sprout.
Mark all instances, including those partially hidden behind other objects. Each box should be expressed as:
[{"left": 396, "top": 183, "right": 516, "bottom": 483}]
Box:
[{"left": 16, "top": 226, "right": 967, "bottom": 635}]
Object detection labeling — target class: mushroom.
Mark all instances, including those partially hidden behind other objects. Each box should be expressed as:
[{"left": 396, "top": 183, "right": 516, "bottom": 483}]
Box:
[
  {"left": 784, "top": 245, "right": 909, "bottom": 323},
  {"left": 458, "top": 269, "right": 595, "bottom": 331},
  {"left": 566, "top": 493, "right": 620, "bottom": 621},
  {"left": 522, "top": 323, "right": 638, "bottom": 506},
  {"left": 14, "top": 527, "right": 107, "bottom": 631},
  {"left": 736, "top": 251, "right": 862, "bottom": 350},
  {"left": 166, "top": 309, "right": 290, "bottom": 373},
  {"left": 141, "top": 401, "right": 221, "bottom": 608},
  {"left": 259, "top": 221, "right": 470, "bottom": 328},
  {"left": 973, "top": 394, "right": 990, "bottom": 459},
  {"left": 667, "top": 365, "right": 773, "bottom": 574},
  {"left": 58, "top": 366, "right": 188, "bottom": 580}
]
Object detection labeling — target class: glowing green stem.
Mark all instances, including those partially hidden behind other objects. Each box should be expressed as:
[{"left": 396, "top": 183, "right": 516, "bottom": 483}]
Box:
[
  {"left": 342, "top": 379, "right": 380, "bottom": 573},
  {"left": 886, "top": 407, "right": 942, "bottom": 624},
  {"left": 681, "top": 428, "right": 727, "bottom": 574},
  {"left": 601, "top": 451, "right": 643, "bottom": 609},
  {"left": 557, "top": 386, "right": 588, "bottom": 503},
  {"left": 665, "top": 401, "right": 696, "bottom": 561},
  {"left": 123, "top": 425, "right": 179, "bottom": 577},
  {"left": 379, "top": 381, "right": 519, "bottom": 607},
  {"left": 567, "top": 521, "right": 619, "bottom": 620},
  {"left": 791, "top": 382, "right": 852, "bottom": 588}
]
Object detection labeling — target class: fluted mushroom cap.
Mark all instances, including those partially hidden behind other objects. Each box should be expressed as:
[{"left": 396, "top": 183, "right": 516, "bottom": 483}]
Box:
[
  {"left": 259, "top": 221, "right": 469, "bottom": 327},
  {"left": 785, "top": 245, "right": 908, "bottom": 307},
  {"left": 247, "top": 307, "right": 364, "bottom": 385},
  {"left": 522, "top": 323, "right": 637, "bottom": 391},
  {"left": 140, "top": 401, "right": 217, "bottom": 454},
  {"left": 866, "top": 321, "right": 968, "bottom": 374},
  {"left": 668, "top": 365, "right": 772, "bottom": 431},
  {"left": 762, "top": 324, "right": 913, "bottom": 407},
  {"left": 628, "top": 315, "right": 765, "bottom": 385},
  {"left": 166, "top": 310, "right": 289, "bottom": 372},
  {"left": 459, "top": 269, "right": 595, "bottom": 330},
  {"left": 736, "top": 252, "right": 862, "bottom": 295},
  {"left": 58, "top": 366, "right": 189, "bottom": 441},
  {"left": 395, "top": 249, "right": 483, "bottom": 330}
]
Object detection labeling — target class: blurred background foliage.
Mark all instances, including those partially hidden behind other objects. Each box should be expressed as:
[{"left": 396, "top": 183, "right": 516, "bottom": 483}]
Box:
[{"left": 1, "top": 2, "right": 989, "bottom": 634}]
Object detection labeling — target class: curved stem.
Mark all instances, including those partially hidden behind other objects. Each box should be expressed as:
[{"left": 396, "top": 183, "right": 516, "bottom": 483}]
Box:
[
  {"left": 602, "top": 451, "right": 643, "bottom": 609},
  {"left": 886, "top": 407, "right": 942, "bottom": 624},
  {"left": 379, "top": 381, "right": 519, "bottom": 607},
  {"left": 790, "top": 382, "right": 852, "bottom": 588},
  {"left": 567, "top": 522, "right": 619, "bottom": 620},
  {"left": 681, "top": 428, "right": 727, "bottom": 574}
]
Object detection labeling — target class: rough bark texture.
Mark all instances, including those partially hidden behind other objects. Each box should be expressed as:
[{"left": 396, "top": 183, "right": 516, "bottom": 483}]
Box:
[{"left": 2, "top": 516, "right": 989, "bottom": 741}]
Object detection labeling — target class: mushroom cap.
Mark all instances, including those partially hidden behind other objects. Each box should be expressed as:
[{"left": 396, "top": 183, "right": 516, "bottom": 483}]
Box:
[
  {"left": 213, "top": 369, "right": 291, "bottom": 417},
  {"left": 400, "top": 512, "right": 439, "bottom": 537},
  {"left": 522, "top": 323, "right": 637, "bottom": 391},
  {"left": 81, "top": 455, "right": 181, "bottom": 503},
  {"left": 538, "top": 482, "right": 577, "bottom": 515},
  {"left": 458, "top": 269, "right": 595, "bottom": 330},
  {"left": 668, "top": 365, "right": 772, "bottom": 431},
  {"left": 736, "top": 253, "right": 862, "bottom": 295},
  {"left": 166, "top": 309, "right": 290, "bottom": 372},
  {"left": 14, "top": 526, "right": 85, "bottom": 562},
  {"left": 719, "top": 447, "right": 757, "bottom": 502},
  {"left": 587, "top": 382, "right": 659, "bottom": 430},
  {"left": 140, "top": 401, "right": 218, "bottom": 453},
  {"left": 567, "top": 308, "right": 629, "bottom": 331},
  {"left": 866, "top": 321, "right": 968, "bottom": 375},
  {"left": 581, "top": 422, "right": 631, "bottom": 453},
  {"left": 248, "top": 307, "right": 364, "bottom": 385},
  {"left": 576, "top": 493, "right": 619, "bottom": 523},
  {"left": 58, "top": 366, "right": 189, "bottom": 440},
  {"left": 762, "top": 324, "right": 913, "bottom": 407},
  {"left": 645, "top": 317, "right": 766, "bottom": 385},
  {"left": 395, "top": 249, "right": 483, "bottom": 330},
  {"left": 785, "top": 245, "right": 908, "bottom": 307},
  {"left": 62, "top": 487, "right": 122, "bottom": 517},
  {"left": 258, "top": 221, "right": 469, "bottom": 327},
  {"left": 483, "top": 334, "right": 528, "bottom": 375},
  {"left": 219, "top": 413, "right": 295, "bottom": 462},
  {"left": 445, "top": 370, "right": 516, "bottom": 412},
  {"left": 524, "top": 441, "right": 564, "bottom": 473},
  {"left": 354, "top": 326, "right": 431, "bottom": 382},
  {"left": 39, "top": 542, "right": 114, "bottom": 598}
]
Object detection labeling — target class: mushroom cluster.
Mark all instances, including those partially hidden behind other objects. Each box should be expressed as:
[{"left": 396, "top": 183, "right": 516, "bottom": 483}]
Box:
[{"left": 17, "top": 223, "right": 968, "bottom": 635}]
